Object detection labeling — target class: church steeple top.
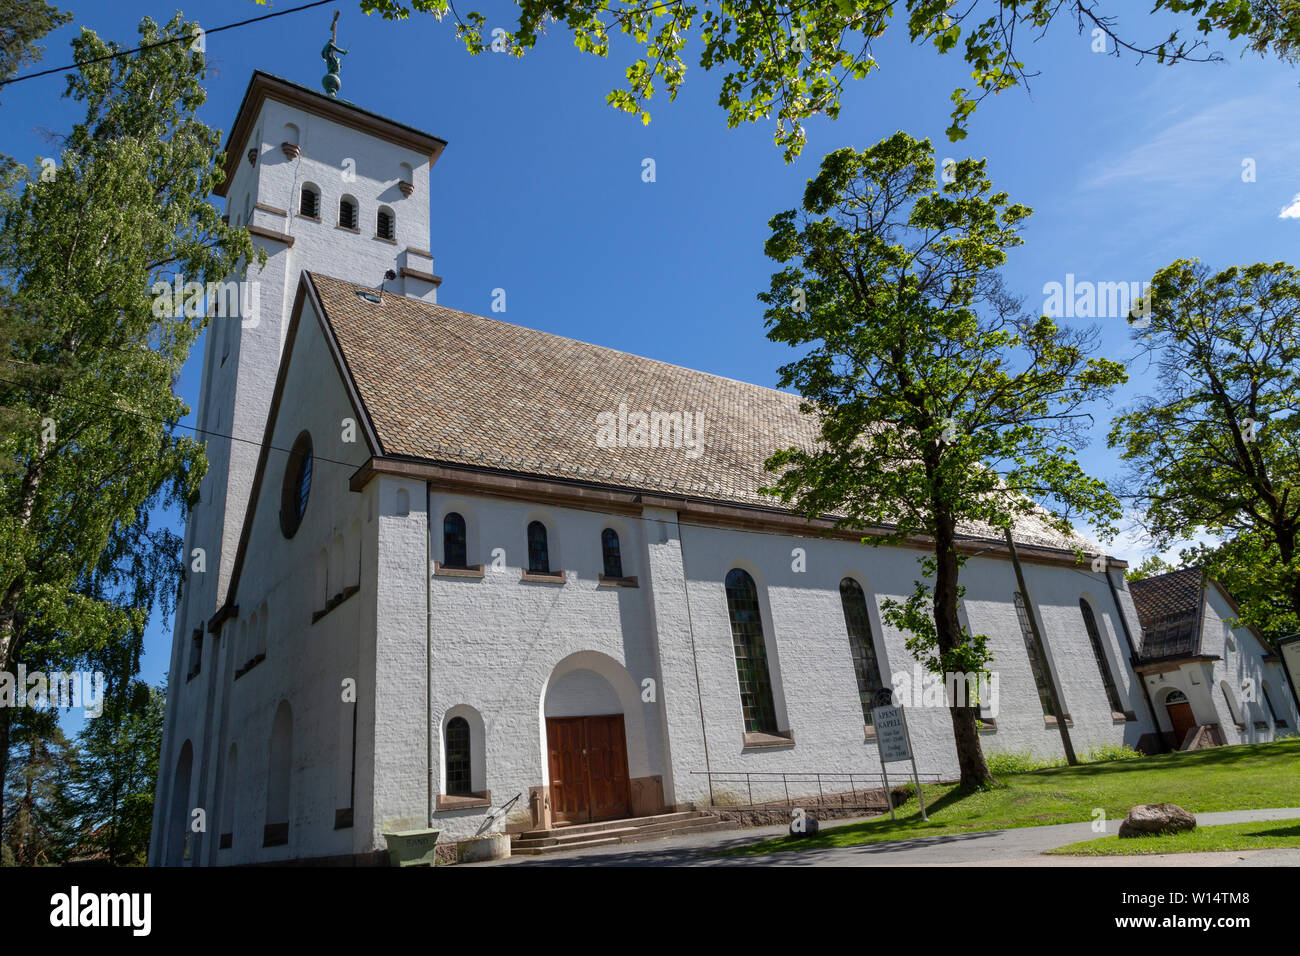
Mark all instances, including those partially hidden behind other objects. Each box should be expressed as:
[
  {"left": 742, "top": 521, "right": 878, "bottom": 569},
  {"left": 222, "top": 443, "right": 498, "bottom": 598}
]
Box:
[
  {"left": 212, "top": 71, "right": 446, "bottom": 198},
  {"left": 321, "top": 11, "right": 348, "bottom": 99}
]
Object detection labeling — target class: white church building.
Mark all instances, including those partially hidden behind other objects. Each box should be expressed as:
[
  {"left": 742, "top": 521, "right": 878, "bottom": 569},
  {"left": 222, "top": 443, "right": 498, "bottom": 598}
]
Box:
[{"left": 149, "top": 71, "right": 1297, "bottom": 866}]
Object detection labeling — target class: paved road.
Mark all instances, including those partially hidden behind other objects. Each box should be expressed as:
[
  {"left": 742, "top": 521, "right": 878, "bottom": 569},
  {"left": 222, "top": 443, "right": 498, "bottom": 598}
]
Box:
[{"left": 487, "top": 807, "right": 1300, "bottom": 867}]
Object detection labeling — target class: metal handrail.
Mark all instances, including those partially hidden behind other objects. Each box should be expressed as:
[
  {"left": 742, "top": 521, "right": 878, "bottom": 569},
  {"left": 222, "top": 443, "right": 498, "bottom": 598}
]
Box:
[
  {"left": 689, "top": 770, "right": 945, "bottom": 809},
  {"left": 475, "top": 790, "right": 522, "bottom": 835}
]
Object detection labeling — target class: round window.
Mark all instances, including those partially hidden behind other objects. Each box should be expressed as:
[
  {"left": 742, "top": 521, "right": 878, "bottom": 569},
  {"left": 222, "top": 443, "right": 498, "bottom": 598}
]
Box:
[{"left": 280, "top": 430, "right": 313, "bottom": 538}]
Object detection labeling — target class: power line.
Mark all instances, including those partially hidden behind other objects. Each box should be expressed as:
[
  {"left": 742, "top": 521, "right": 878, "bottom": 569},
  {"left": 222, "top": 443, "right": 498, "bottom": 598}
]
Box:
[
  {"left": 0, "top": 0, "right": 335, "bottom": 88},
  {"left": 0, "top": 370, "right": 363, "bottom": 472}
]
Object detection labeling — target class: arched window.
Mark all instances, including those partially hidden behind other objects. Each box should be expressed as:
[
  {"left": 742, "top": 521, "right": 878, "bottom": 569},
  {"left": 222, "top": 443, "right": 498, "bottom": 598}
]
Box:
[
  {"left": 329, "top": 534, "right": 344, "bottom": 599},
  {"left": 443, "top": 512, "right": 467, "bottom": 568},
  {"left": 839, "top": 578, "right": 886, "bottom": 724},
  {"left": 527, "top": 521, "right": 549, "bottom": 573},
  {"left": 236, "top": 620, "right": 248, "bottom": 670},
  {"left": 376, "top": 205, "right": 395, "bottom": 240},
  {"left": 219, "top": 745, "right": 238, "bottom": 850},
  {"left": 725, "top": 568, "right": 778, "bottom": 733},
  {"left": 1220, "top": 681, "right": 1242, "bottom": 727},
  {"left": 347, "top": 518, "right": 362, "bottom": 588},
  {"left": 1013, "top": 592, "right": 1054, "bottom": 717},
  {"left": 299, "top": 183, "right": 320, "bottom": 219},
  {"left": 256, "top": 602, "right": 268, "bottom": 657},
  {"left": 338, "top": 194, "right": 358, "bottom": 229},
  {"left": 315, "top": 549, "right": 329, "bottom": 606},
  {"left": 445, "top": 716, "right": 471, "bottom": 796},
  {"left": 245, "top": 610, "right": 258, "bottom": 665},
  {"left": 601, "top": 528, "right": 623, "bottom": 578},
  {"left": 1079, "top": 598, "right": 1123, "bottom": 714},
  {"left": 264, "top": 701, "right": 292, "bottom": 847},
  {"left": 279, "top": 431, "right": 312, "bottom": 538}
]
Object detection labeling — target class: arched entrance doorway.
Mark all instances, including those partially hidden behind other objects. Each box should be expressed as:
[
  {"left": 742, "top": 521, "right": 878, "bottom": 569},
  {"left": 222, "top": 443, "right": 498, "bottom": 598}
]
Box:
[
  {"left": 1164, "top": 689, "right": 1196, "bottom": 745},
  {"left": 544, "top": 662, "right": 632, "bottom": 824}
]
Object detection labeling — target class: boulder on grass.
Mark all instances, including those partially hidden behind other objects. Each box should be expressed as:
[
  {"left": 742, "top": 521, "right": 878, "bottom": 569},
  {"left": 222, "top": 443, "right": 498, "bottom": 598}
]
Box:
[{"left": 1117, "top": 803, "right": 1197, "bottom": 839}]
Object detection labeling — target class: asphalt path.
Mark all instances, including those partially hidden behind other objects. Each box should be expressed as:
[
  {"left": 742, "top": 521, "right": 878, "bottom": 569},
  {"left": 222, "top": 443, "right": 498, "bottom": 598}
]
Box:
[{"left": 486, "top": 807, "right": 1300, "bottom": 867}]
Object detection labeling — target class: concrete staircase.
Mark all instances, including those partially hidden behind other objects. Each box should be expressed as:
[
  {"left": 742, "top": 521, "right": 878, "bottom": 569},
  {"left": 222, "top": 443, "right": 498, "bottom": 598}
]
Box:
[{"left": 511, "top": 810, "right": 729, "bottom": 856}]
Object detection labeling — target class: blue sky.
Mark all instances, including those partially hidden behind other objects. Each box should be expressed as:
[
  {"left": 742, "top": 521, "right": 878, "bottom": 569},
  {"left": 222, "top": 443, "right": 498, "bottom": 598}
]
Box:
[{"left": 3, "top": 1, "right": 1298, "bottom": 694}]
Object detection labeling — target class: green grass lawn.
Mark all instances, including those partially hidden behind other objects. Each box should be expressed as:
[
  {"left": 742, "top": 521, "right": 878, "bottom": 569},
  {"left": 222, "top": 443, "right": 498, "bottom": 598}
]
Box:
[
  {"left": 723, "top": 737, "right": 1300, "bottom": 857},
  {"left": 1049, "top": 817, "right": 1300, "bottom": 856}
]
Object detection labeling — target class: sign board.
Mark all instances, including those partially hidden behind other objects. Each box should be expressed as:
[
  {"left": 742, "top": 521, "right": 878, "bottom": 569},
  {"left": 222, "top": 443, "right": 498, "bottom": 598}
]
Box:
[
  {"left": 871, "top": 704, "right": 910, "bottom": 763},
  {"left": 870, "top": 703, "right": 927, "bottom": 822}
]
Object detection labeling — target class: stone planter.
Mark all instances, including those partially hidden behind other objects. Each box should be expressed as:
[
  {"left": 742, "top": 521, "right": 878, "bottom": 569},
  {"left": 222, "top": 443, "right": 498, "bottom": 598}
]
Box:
[
  {"left": 455, "top": 833, "right": 510, "bottom": 864},
  {"left": 383, "top": 828, "right": 442, "bottom": 866}
]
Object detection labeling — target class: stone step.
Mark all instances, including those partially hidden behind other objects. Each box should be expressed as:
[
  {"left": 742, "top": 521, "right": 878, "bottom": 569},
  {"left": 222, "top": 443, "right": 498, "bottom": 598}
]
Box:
[
  {"left": 513, "top": 815, "right": 720, "bottom": 849},
  {"left": 515, "top": 810, "right": 711, "bottom": 842},
  {"left": 614, "top": 819, "right": 731, "bottom": 845},
  {"left": 512, "top": 836, "right": 622, "bottom": 856}
]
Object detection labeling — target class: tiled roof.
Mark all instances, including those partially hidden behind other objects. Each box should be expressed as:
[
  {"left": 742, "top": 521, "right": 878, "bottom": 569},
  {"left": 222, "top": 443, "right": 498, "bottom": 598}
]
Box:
[
  {"left": 1129, "top": 567, "right": 1206, "bottom": 661},
  {"left": 307, "top": 272, "right": 1101, "bottom": 553}
]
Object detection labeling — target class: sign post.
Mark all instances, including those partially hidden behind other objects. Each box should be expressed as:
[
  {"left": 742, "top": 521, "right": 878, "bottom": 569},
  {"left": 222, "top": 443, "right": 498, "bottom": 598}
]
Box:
[{"left": 871, "top": 703, "right": 928, "bottom": 822}]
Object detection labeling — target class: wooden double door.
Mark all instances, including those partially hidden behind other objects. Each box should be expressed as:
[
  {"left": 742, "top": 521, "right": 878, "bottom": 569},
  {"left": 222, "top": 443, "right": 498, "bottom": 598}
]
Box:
[
  {"left": 546, "top": 714, "right": 632, "bottom": 824},
  {"left": 1167, "top": 700, "right": 1197, "bottom": 745}
]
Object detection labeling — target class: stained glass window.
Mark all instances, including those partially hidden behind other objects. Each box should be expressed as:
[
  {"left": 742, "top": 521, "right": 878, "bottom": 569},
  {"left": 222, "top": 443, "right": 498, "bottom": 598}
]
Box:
[
  {"left": 725, "top": 568, "right": 778, "bottom": 733},
  {"left": 1014, "top": 592, "right": 1054, "bottom": 717},
  {"left": 1080, "top": 598, "right": 1124, "bottom": 714},
  {"left": 840, "top": 578, "right": 886, "bottom": 725},
  {"left": 443, "top": 512, "right": 467, "bottom": 568},
  {"left": 601, "top": 528, "right": 623, "bottom": 578},
  {"left": 445, "top": 717, "right": 471, "bottom": 796},
  {"left": 527, "top": 521, "right": 549, "bottom": 573}
]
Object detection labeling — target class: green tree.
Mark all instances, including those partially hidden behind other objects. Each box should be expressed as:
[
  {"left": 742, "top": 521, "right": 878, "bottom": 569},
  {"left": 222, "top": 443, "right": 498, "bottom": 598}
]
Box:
[
  {"left": 1184, "top": 535, "right": 1297, "bottom": 643},
  {"left": 0, "top": 0, "right": 71, "bottom": 102},
  {"left": 0, "top": 15, "right": 258, "bottom": 841},
  {"left": 62, "top": 681, "right": 164, "bottom": 866},
  {"left": 1, "top": 709, "right": 73, "bottom": 866},
  {"left": 348, "top": 1, "right": 1300, "bottom": 157},
  {"left": 1125, "top": 554, "right": 1180, "bottom": 582},
  {"left": 1109, "top": 260, "right": 1300, "bottom": 645},
  {"left": 758, "top": 132, "right": 1127, "bottom": 788}
]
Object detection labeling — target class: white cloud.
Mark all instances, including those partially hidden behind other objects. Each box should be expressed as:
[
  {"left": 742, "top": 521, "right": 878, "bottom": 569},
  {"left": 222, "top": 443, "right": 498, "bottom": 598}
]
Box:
[{"left": 1280, "top": 193, "right": 1300, "bottom": 219}]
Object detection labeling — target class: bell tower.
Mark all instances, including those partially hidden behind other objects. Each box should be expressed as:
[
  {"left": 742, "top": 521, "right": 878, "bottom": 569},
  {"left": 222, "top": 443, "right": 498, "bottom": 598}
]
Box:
[
  {"left": 184, "top": 69, "right": 447, "bottom": 624},
  {"left": 151, "top": 43, "right": 447, "bottom": 865}
]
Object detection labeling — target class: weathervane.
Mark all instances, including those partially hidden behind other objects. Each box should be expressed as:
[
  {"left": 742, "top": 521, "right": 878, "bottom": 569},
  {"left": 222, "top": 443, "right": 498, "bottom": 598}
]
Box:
[{"left": 321, "top": 11, "right": 349, "bottom": 98}]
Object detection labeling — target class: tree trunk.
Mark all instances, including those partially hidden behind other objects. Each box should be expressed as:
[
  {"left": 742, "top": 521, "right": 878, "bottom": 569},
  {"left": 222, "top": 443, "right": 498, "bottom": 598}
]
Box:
[
  {"left": 0, "top": 706, "right": 9, "bottom": 852},
  {"left": 934, "top": 517, "right": 994, "bottom": 790}
]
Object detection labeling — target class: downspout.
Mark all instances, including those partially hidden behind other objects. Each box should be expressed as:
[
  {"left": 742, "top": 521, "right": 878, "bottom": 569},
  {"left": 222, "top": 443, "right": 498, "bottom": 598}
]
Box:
[
  {"left": 1105, "top": 567, "right": 1166, "bottom": 753},
  {"left": 425, "top": 482, "right": 434, "bottom": 829}
]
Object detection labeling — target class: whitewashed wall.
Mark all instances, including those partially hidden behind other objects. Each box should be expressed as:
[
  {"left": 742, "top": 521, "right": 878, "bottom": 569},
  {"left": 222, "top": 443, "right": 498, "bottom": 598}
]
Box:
[{"left": 153, "top": 85, "right": 441, "bottom": 866}]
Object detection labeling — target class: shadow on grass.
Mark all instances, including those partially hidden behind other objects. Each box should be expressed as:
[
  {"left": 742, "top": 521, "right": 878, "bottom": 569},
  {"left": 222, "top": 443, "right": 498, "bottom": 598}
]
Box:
[
  {"left": 1251, "top": 823, "right": 1300, "bottom": 838},
  {"left": 996, "top": 738, "right": 1298, "bottom": 782}
]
